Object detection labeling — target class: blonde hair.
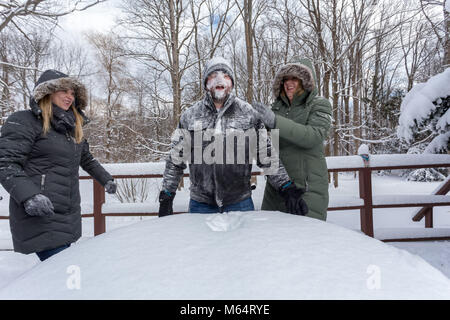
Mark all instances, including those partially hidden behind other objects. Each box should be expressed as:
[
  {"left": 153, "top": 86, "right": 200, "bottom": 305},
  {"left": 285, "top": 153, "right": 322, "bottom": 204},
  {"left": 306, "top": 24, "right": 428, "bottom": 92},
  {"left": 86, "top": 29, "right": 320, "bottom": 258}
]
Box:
[{"left": 40, "top": 95, "right": 84, "bottom": 144}]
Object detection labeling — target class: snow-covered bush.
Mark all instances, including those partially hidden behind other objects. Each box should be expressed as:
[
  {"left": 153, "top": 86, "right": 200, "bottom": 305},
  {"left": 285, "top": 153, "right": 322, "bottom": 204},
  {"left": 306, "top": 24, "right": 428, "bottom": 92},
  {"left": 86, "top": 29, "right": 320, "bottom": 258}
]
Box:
[
  {"left": 397, "top": 68, "right": 450, "bottom": 181},
  {"left": 115, "top": 178, "right": 151, "bottom": 203},
  {"left": 397, "top": 68, "right": 450, "bottom": 153},
  {"left": 402, "top": 147, "right": 446, "bottom": 181}
]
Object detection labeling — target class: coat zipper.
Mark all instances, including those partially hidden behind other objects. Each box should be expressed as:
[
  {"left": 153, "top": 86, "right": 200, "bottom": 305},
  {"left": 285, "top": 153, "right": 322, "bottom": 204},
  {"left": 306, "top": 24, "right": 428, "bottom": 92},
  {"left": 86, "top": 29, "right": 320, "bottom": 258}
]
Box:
[
  {"left": 65, "top": 132, "right": 76, "bottom": 206},
  {"left": 41, "top": 174, "right": 46, "bottom": 191}
]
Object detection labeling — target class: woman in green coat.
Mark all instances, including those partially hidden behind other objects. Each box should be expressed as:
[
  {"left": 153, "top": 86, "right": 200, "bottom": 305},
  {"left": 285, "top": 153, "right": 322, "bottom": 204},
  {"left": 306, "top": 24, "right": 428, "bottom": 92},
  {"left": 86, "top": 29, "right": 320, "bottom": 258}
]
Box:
[{"left": 254, "top": 58, "right": 332, "bottom": 220}]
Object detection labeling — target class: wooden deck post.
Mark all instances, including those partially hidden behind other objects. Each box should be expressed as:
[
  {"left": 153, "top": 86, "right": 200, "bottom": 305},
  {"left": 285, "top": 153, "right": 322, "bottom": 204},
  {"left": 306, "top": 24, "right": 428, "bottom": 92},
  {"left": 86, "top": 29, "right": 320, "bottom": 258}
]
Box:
[
  {"left": 359, "top": 168, "right": 374, "bottom": 237},
  {"left": 413, "top": 177, "right": 450, "bottom": 223},
  {"left": 93, "top": 180, "right": 106, "bottom": 236},
  {"left": 425, "top": 207, "right": 433, "bottom": 228}
]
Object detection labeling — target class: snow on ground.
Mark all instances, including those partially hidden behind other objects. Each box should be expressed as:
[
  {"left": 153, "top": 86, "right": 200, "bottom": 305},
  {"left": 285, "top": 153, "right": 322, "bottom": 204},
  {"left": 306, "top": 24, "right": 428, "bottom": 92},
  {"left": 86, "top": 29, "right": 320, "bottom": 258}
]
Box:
[
  {"left": 0, "top": 172, "right": 449, "bottom": 298},
  {"left": 1, "top": 211, "right": 450, "bottom": 300}
]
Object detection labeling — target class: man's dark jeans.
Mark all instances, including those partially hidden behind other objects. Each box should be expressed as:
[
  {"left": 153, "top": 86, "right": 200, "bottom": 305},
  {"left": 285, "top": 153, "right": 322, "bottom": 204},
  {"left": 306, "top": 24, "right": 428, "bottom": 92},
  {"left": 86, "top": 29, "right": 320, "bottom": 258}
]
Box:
[
  {"left": 189, "top": 197, "right": 255, "bottom": 213},
  {"left": 36, "top": 244, "right": 71, "bottom": 261}
]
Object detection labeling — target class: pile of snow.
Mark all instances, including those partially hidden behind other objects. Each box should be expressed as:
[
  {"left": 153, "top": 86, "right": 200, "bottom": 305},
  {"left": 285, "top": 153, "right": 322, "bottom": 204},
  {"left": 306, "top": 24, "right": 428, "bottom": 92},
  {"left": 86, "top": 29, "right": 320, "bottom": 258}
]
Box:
[{"left": 1, "top": 211, "right": 449, "bottom": 299}]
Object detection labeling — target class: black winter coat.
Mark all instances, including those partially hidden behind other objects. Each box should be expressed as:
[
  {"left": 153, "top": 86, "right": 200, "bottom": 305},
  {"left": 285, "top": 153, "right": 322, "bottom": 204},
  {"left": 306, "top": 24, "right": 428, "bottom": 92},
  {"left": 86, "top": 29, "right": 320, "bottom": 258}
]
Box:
[{"left": 0, "top": 105, "right": 112, "bottom": 254}]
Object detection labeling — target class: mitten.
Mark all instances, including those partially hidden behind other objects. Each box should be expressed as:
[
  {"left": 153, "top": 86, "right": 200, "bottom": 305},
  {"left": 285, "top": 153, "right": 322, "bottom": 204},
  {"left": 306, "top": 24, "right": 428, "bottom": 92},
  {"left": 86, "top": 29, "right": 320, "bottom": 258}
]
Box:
[
  {"left": 279, "top": 182, "right": 308, "bottom": 216},
  {"left": 104, "top": 180, "right": 117, "bottom": 194},
  {"left": 252, "top": 102, "right": 276, "bottom": 129},
  {"left": 24, "top": 194, "right": 55, "bottom": 217}
]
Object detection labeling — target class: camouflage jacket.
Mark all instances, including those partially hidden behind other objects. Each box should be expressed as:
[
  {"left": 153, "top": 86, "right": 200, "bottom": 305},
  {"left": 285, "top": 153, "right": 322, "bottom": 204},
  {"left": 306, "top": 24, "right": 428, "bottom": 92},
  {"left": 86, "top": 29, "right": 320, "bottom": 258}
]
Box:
[{"left": 162, "top": 93, "right": 290, "bottom": 208}]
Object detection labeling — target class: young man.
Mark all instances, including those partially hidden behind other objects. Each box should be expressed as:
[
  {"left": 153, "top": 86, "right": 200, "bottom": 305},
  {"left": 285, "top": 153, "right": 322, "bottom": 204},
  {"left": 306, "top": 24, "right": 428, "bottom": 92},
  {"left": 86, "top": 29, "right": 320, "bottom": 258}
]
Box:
[{"left": 158, "top": 57, "right": 307, "bottom": 216}]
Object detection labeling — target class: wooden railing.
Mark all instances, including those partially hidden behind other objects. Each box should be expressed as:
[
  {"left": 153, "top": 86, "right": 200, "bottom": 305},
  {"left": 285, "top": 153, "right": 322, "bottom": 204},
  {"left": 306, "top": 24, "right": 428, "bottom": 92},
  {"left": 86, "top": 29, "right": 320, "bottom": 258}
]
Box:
[
  {"left": 1, "top": 154, "right": 449, "bottom": 241},
  {"left": 325, "top": 155, "right": 450, "bottom": 240}
]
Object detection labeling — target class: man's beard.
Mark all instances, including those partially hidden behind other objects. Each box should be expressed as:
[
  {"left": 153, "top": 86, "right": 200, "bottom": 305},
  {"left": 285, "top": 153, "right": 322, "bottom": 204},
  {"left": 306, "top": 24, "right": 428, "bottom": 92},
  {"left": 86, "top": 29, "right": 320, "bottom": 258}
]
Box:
[{"left": 210, "top": 88, "right": 230, "bottom": 104}]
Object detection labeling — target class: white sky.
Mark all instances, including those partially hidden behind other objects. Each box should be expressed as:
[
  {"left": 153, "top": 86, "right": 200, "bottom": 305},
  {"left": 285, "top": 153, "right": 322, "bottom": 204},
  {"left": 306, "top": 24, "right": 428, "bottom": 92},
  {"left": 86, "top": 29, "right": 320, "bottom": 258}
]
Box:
[{"left": 56, "top": 1, "right": 122, "bottom": 41}]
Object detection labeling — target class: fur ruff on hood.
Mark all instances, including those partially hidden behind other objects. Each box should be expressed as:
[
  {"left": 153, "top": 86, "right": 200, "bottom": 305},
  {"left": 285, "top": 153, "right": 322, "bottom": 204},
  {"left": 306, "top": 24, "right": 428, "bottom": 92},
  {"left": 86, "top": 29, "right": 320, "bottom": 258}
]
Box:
[
  {"left": 33, "top": 72, "right": 88, "bottom": 110},
  {"left": 272, "top": 62, "right": 315, "bottom": 98}
]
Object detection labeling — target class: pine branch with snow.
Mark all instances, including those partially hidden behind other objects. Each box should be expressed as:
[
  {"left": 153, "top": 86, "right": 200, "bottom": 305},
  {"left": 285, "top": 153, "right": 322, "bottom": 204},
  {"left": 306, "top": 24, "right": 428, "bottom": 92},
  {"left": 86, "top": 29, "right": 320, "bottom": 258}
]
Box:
[{"left": 397, "top": 68, "right": 450, "bottom": 154}]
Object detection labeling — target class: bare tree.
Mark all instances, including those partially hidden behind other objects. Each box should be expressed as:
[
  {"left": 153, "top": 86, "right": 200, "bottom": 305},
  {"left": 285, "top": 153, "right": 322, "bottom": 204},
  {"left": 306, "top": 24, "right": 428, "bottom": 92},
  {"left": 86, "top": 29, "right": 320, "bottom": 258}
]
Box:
[
  {"left": 419, "top": 0, "right": 450, "bottom": 68},
  {"left": 0, "top": 0, "right": 105, "bottom": 34},
  {"left": 119, "top": 0, "right": 200, "bottom": 131},
  {"left": 86, "top": 32, "right": 131, "bottom": 162},
  {"left": 235, "top": 0, "right": 266, "bottom": 104},
  {"left": 190, "top": 0, "right": 239, "bottom": 99},
  {"left": 50, "top": 40, "right": 93, "bottom": 78}
]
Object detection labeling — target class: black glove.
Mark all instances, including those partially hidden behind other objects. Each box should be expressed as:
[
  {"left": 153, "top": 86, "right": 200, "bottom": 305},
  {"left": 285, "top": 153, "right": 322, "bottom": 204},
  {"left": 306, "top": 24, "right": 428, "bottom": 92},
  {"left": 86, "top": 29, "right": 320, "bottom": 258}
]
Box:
[
  {"left": 279, "top": 182, "right": 308, "bottom": 216},
  {"left": 158, "top": 190, "right": 175, "bottom": 217},
  {"left": 24, "top": 194, "right": 55, "bottom": 217},
  {"left": 104, "top": 180, "right": 117, "bottom": 194},
  {"left": 252, "top": 102, "right": 276, "bottom": 129}
]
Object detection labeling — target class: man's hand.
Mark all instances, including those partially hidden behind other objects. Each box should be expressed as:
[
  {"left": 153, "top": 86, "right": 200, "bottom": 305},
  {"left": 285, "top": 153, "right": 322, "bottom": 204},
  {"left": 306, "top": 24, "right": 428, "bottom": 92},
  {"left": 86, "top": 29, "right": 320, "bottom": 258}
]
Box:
[
  {"left": 252, "top": 102, "right": 276, "bottom": 129},
  {"left": 158, "top": 190, "right": 175, "bottom": 217},
  {"left": 279, "top": 182, "right": 308, "bottom": 216}
]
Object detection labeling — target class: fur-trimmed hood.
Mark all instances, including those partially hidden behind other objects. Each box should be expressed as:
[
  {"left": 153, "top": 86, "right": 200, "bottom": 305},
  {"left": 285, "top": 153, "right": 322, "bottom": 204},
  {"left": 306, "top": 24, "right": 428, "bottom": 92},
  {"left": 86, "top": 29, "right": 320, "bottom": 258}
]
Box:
[
  {"left": 272, "top": 58, "right": 316, "bottom": 98},
  {"left": 32, "top": 69, "right": 88, "bottom": 110}
]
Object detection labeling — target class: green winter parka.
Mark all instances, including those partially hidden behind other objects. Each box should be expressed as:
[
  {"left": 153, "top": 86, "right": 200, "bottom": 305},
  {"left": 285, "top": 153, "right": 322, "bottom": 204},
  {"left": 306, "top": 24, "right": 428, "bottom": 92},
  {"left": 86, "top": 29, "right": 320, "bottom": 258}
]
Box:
[{"left": 261, "top": 58, "right": 332, "bottom": 220}]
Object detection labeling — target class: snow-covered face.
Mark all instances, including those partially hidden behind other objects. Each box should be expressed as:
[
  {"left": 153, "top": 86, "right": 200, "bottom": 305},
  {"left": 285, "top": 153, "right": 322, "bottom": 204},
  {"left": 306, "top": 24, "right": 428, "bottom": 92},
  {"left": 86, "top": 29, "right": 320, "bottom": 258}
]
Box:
[
  {"left": 283, "top": 76, "right": 302, "bottom": 101},
  {"left": 206, "top": 71, "right": 233, "bottom": 105},
  {"left": 50, "top": 89, "right": 75, "bottom": 111}
]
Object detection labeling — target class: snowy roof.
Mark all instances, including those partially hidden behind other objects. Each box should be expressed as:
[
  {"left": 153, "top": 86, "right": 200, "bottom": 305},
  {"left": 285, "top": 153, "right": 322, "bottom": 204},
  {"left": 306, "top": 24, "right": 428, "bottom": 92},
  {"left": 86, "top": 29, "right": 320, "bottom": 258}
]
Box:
[{"left": 1, "top": 211, "right": 449, "bottom": 299}]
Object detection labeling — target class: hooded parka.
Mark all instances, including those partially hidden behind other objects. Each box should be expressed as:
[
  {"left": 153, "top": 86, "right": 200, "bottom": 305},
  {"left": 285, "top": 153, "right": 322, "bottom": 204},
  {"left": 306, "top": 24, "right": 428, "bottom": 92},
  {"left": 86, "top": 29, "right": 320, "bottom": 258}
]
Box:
[
  {"left": 261, "top": 58, "right": 332, "bottom": 220},
  {"left": 0, "top": 70, "right": 113, "bottom": 254}
]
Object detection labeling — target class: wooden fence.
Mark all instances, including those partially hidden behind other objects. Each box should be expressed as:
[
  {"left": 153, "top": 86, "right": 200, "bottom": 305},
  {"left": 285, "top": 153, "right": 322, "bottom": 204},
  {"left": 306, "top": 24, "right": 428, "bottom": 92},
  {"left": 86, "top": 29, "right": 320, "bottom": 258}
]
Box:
[{"left": 1, "top": 154, "right": 449, "bottom": 242}]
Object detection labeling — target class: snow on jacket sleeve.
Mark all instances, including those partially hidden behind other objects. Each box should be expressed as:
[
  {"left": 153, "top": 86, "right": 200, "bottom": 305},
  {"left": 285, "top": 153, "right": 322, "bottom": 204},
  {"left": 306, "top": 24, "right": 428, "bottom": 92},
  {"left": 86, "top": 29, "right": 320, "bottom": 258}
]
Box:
[
  {"left": 275, "top": 97, "right": 332, "bottom": 149},
  {"left": 255, "top": 120, "right": 291, "bottom": 190},
  {"left": 0, "top": 112, "right": 42, "bottom": 203},
  {"left": 162, "top": 121, "right": 188, "bottom": 194},
  {"left": 80, "top": 140, "right": 113, "bottom": 186}
]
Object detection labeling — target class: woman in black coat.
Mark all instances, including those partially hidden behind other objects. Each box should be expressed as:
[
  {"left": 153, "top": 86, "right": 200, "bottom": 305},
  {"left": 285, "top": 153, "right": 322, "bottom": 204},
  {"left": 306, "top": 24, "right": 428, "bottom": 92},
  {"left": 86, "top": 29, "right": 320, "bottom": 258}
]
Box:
[{"left": 0, "top": 70, "right": 117, "bottom": 261}]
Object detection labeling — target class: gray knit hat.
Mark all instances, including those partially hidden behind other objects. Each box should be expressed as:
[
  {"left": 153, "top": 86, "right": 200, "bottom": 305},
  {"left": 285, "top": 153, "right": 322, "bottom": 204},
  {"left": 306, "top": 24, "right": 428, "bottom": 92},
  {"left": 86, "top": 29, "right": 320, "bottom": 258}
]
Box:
[{"left": 202, "top": 57, "right": 235, "bottom": 90}]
